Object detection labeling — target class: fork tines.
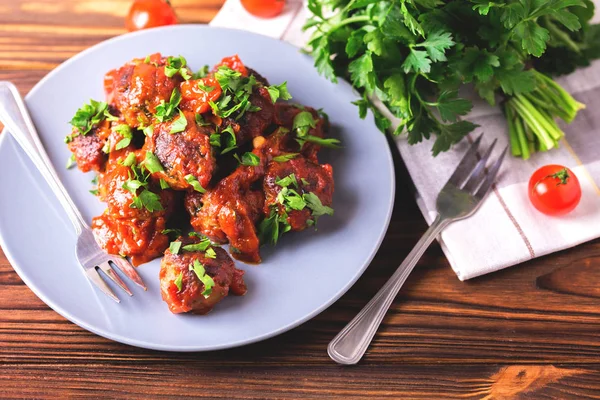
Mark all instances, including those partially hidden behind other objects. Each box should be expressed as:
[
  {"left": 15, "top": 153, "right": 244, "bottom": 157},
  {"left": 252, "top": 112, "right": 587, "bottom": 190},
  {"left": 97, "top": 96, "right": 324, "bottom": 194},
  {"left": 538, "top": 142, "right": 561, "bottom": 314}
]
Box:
[{"left": 449, "top": 134, "right": 508, "bottom": 199}]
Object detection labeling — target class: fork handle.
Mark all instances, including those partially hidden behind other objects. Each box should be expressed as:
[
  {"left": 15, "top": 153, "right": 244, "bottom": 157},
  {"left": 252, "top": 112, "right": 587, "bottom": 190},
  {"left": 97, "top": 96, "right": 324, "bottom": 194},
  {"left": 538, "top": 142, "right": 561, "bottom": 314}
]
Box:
[
  {"left": 328, "top": 215, "right": 449, "bottom": 365},
  {"left": 0, "top": 82, "right": 87, "bottom": 234}
]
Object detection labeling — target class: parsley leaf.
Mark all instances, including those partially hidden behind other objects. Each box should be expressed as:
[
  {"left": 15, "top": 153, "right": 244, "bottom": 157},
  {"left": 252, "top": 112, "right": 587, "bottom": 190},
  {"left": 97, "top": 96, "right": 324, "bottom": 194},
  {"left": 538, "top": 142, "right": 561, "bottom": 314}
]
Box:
[
  {"left": 234, "top": 152, "right": 260, "bottom": 166},
  {"left": 220, "top": 125, "right": 237, "bottom": 154},
  {"left": 170, "top": 109, "right": 188, "bottom": 134},
  {"left": 303, "top": 192, "right": 334, "bottom": 218},
  {"left": 66, "top": 154, "right": 77, "bottom": 169},
  {"left": 205, "top": 247, "right": 217, "bottom": 259},
  {"left": 132, "top": 189, "right": 164, "bottom": 212},
  {"left": 70, "top": 99, "right": 110, "bottom": 135},
  {"left": 183, "top": 238, "right": 212, "bottom": 252},
  {"left": 276, "top": 174, "right": 298, "bottom": 188},
  {"left": 164, "top": 55, "right": 192, "bottom": 80},
  {"left": 142, "top": 151, "right": 164, "bottom": 173},
  {"left": 435, "top": 90, "right": 473, "bottom": 122},
  {"left": 189, "top": 259, "right": 214, "bottom": 298},
  {"left": 292, "top": 111, "right": 317, "bottom": 138},
  {"left": 272, "top": 153, "right": 299, "bottom": 162},
  {"left": 115, "top": 124, "right": 133, "bottom": 150},
  {"left": 174, "top": 272, "right": 183, "bottom": 292},
  {"left": 185, "top": 174, "right": 206, "bottom": 193},
  {"left": 169, "top": 241, "right": 182, "bottom": 255},
  {"left": 304, "top": 135, "right": 342, "bottom": 149},
  {"left": 266, "top": 82, "right": 293, "bottom": 103},
  {"left": 155, "top": 88, "right": 182, "bottom": 122},
  {"left": 258, "top": 208, "right": 291, "bottom": 245}
]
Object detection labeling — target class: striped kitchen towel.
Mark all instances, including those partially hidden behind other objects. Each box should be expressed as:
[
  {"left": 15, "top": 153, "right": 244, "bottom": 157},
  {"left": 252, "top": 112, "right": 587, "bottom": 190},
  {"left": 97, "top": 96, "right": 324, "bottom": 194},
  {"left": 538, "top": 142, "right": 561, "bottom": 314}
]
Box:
[{"left": 211, "top": 1, "right": 600, "bottom": 280}]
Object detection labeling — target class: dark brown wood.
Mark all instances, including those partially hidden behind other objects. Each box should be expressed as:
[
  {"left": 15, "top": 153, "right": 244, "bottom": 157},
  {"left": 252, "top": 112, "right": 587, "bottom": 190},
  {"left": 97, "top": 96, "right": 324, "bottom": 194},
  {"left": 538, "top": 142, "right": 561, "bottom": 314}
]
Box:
[{"left": 1, "top": 1, "right": 600, "bottom": 398}]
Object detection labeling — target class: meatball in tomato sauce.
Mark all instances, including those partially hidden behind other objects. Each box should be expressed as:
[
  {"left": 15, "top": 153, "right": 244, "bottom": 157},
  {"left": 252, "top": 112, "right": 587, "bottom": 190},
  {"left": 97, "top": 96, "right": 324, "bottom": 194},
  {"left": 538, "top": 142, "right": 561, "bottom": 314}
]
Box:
[{"left": 160, "top": 237, "right": 247, "bottom": 314}]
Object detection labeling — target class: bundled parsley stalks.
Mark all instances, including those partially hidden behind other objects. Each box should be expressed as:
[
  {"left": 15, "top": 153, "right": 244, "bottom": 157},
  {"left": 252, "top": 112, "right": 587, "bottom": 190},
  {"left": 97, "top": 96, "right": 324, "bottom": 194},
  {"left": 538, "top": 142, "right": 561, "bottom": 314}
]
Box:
[{"left": 304, "top": 0, "right": 600, "bottom": 157}]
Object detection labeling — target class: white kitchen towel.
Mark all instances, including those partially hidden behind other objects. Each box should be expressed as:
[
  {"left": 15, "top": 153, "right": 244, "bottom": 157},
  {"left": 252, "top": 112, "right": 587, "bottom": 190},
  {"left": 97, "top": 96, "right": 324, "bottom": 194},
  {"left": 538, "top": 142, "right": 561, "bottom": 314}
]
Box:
[{"left": 211, "top": 1, "right": 600, "bottom": 280}]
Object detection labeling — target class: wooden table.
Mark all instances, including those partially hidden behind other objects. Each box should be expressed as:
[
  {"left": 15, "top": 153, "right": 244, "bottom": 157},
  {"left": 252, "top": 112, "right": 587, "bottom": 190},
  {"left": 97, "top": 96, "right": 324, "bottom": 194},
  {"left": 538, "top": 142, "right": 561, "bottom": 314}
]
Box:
[{"left": 2, "top": 1, "right": 600, "bottom": 398}]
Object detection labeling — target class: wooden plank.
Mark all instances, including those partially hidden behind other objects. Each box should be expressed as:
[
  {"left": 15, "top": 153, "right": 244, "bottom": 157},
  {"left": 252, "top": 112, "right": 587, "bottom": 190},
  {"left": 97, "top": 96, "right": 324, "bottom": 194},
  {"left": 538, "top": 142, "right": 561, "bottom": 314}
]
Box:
[{"left": 1, "top": 1, "right": 600, "bottom": 398}]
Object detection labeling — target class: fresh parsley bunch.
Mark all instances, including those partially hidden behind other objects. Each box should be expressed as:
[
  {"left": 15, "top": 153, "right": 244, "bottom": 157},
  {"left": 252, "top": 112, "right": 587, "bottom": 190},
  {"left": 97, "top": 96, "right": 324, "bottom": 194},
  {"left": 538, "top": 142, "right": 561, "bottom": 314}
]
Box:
[{"left": 304, "top": 0, "right": 600, "bottom": 158}]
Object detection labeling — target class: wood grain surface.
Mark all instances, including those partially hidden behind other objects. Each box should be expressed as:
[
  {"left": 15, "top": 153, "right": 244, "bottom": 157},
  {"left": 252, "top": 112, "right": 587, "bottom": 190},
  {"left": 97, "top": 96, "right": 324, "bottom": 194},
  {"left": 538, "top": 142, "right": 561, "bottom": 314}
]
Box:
[{"left": 1, "top": 1, "right": 600, "bottom": 399}]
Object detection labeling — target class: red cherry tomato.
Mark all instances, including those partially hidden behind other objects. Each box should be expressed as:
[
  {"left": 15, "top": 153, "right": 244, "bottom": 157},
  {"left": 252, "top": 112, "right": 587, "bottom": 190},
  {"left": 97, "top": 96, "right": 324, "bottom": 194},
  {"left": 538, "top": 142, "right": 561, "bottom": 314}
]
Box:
[
  {"left": 180, "top": 77, "right": 223, "bottom": 114},
  {"left": 126, "top": 0, "right": 177, "bottom": 32},
  {"left": 528, "top": 165, "right": 581, "bottom": 216},
  {"left": 213, "top": 55, "right": 248, "bottom": 76},
  {"left": 241, "top": 0, "right": 285, "bottom": 18}
]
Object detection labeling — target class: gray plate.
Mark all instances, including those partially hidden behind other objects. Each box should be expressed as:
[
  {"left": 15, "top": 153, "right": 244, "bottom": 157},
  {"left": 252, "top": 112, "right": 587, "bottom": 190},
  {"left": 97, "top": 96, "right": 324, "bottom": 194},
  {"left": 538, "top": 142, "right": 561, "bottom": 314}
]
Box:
[{"left": 0, "top": 25, "right": 395, "bottom": 351}]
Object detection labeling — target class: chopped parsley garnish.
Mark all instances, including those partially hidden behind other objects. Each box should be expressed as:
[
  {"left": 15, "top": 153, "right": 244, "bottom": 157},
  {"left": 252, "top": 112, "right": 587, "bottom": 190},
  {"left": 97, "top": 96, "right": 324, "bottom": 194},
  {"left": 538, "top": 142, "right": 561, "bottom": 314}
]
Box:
[
  {"left": 209, "top": 133, "right": 221, "bottom": 148},
  {"left": 258, "top": 208, "right": 291, "bottom": 245},
  {"left": 182, "top": 237, "right": 212, "bottom": 252},
  {"left": 121, "top": 152, "right": 136, "bottom": 167},
  {"left": 69, "top": 99, "right": 114, "bottom": 136},
  {"left": 164, "top": 55, "right": 191, "bottom": 80},
  {"left": 159, "top": 179, "right": 170, "bottom": 189},
  {"left": 184, "top": 174, "right": 206, "bottom": 193},
  {"left": 192, "top": 65, "right": 209, "bottom": 80},
  {"left": 292, "top": 110, "right": 341, "bottom": 148},
  {"left": 292, "top": 111, "right": 317, "bottom": 138},
  {"left": 272, "top": 153, "right": 299, "bottom": 163},
  {"left": 303, "top": 192, "right": 334, "bottom": 218},
  {"left": 66, "top": 154, "right": 76, "bottom": 169},
  {"left": 273, "top": 173, "right": 334, "bottom": 225},
  {"left": 205, "top": 247, "right": 217, "bottom": 259},
  {"left": 234, "top": 152, "right": 260, "bottom": 166},
  {"left": 275, "top": 174, "right": 298, "bottom": 188},
  {"left": 155, "top": 88, "right": 182, "bottom": 122},
  {"left": 114, "top": 124, "right": 133, "bottom": 150},
  {"left": 303, "top": 135, "right": 342, "bottom": 149},
  {"left": 90, "top": 175, "right": 99, "bottom": 196},
  {"left": 170, "top": 109, "right": 188, "bottom": 134},
  {"left": 131, "top": 189, "right": 163, "bottom": 212},
  {"left": 197, "top": 80, "right": 215, "bottom": 92},
  {"left": 174, "top": 272, "right": 183, "bottom": 292},
  {"left": 143, "top": 125, "right": 154, "bottom": 136},
  {"left": 102, "top": 139, "right": 111, "bottom": 154},
  {"left": 266, "top": 82, "right": 292, "bottom": 104},
  {"left": 169, "top": 240, "right": 182, "bottom": 255},
  {"left": 220, "top": 125, "right": 237, "bottom": 154},
  {"left": 121, "top": 156, "right": 164, "bottom": 213},
  {"left": 190, "top": 259, "right": 214, "bottom": 298},
  {"left": 209, "top": 66, "right": 261, "bottom": 119},
  {"left": 142, "top": 151, "right": 164, "bottom": 173}
]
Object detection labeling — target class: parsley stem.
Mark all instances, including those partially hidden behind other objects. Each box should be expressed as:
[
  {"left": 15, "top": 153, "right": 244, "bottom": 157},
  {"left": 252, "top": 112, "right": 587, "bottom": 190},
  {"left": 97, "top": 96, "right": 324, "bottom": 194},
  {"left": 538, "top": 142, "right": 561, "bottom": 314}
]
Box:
[{"left": 326, "top": 16, "right": 377, "bottom": 35}]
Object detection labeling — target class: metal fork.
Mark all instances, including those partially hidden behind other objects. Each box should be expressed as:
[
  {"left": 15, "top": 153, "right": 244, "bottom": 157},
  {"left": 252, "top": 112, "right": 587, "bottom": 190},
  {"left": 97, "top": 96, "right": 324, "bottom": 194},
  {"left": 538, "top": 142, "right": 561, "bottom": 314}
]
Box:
[
  {"left": 0, "top": 82, "right": 146, "bottom": 302},
  {"left": 328, "top": 135, "right": 507, "bottom": 365}
]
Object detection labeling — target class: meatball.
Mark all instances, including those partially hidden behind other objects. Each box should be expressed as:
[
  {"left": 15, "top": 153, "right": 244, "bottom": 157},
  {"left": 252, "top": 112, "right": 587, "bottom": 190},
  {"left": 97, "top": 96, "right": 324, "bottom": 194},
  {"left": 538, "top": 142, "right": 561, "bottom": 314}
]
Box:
[
  {"left": 186, "top": 165, "right": 265, "bottom": 263},
  {"left": 66, "top": 120, "right": 111, "bottom": 173},
  {"left": 159, "top": 237, "right": 247, "bottom": 314},
  {"left": 143, "top": 111, "right": 215, "bottom": 191},
  {"left": 67, "top": 118, "right": 144, "bottom": 173},
  {"left": 91, "top": 153, "right": 176, "bottom": 265},
  {"left": 104, "top": 53, "right": 183, "bottom": 128},
  {"left": 98, "top": 153, "right": 174, "bottom": 219},
  {"left": 274, "top": 104, "right": 329, "bottom": 163},
  {"left": 263, "top": 156, "right": 334, "bottom": 231}
]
